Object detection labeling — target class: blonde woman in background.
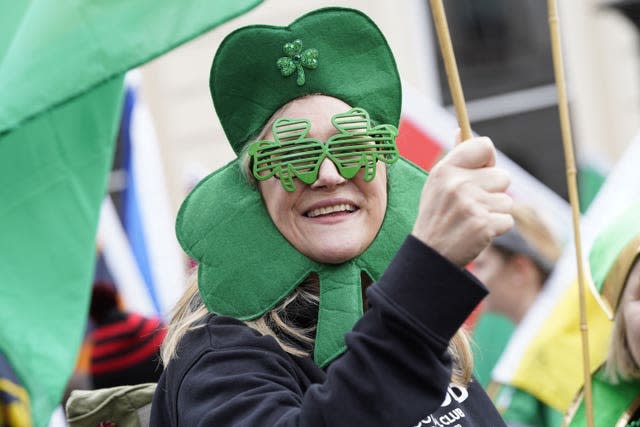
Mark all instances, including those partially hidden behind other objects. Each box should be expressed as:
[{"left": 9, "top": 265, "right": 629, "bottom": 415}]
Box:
[{"left": 565, "top": 203, "right": 640, "bottom": 427}]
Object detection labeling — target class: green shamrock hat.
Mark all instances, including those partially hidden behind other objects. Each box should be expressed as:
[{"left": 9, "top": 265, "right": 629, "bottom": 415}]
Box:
[
  {"left": 210, "top": 7, "right": 402, "bottom": 155},
  {"left": 589, "top": 202, "right": 640, "bottom": 315},
  {"left": 177, "top": 7, "right": 417, "bottom": 368}
]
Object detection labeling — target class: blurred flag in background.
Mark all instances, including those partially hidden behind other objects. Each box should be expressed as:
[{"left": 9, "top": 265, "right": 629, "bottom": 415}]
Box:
[{"left": 98, "top": 74, "right": 185, "bottom": 320}]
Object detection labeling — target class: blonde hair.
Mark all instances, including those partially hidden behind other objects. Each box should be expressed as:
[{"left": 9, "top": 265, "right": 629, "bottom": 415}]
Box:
[
  {"left": 161, "top": 268, "right": 473, "bottom": 385},
  {"left": 161, "top": 271, "right": 319, "bottom": 363},
  {"left": 160, "top": 271, "right": 208, "bottom": 364},
  {"left": 603, "top": 257, "right": 640, "bottom": 383},
  {"left": 604, "top": 307, "right": 640, "bottom": 383}
]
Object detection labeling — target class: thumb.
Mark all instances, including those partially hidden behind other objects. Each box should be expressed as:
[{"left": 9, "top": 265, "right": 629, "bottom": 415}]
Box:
[{"left": 453, "top": 128, "right": 463, "bottom": 147}]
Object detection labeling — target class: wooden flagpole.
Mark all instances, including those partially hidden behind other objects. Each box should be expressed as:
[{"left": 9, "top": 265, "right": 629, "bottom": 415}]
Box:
[
  {"left": 547, "top": 1, "right": 595, "bottom": 426},
  {"left": 429, "top": 0, "right": 472, "bottom": 141}
]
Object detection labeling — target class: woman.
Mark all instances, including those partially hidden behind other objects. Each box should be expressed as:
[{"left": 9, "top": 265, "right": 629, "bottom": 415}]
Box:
[
  {"left": 565, "top": 203, "right": 640, "bottom": 426},
  {"left": 151, "top": 7, "right": 512, "bottom": 426}
]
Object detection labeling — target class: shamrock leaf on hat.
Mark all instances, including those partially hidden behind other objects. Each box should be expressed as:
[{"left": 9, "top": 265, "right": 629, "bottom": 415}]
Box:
[{"left": 276, "top": 39, "right": 318, "bottom": 86}]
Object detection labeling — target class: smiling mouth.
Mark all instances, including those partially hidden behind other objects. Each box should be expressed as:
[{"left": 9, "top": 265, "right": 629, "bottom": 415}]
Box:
[{"left": 305, "top": 203, "right": 358, "bottom": 218}]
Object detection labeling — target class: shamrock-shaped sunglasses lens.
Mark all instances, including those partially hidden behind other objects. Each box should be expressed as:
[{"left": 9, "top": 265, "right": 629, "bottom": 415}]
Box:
[
  {"left": 248, "top": 108, "right": 399, "bottom": 192},
  {"left": 327, "top": 108, "right": 399, "bottom": 182},
  {"left": 249, "top": 119, "right": 325, "bottom": 192}
]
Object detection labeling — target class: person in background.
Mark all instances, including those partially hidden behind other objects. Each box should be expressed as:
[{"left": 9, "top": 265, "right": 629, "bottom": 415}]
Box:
[
  {"left": 151, "top": 7, "right": 513, "bottom": 426},
  {"left": 565, "top": 203, "right": 640, "bottom": 427},
  {"left": 88, "top": 281, "right": 166, "bottom": 389},
  {"left": 474, "top": 203, "right": 561, "bottom": 324},
  {"left": 472, "top": 203, "right": 563, "bottom": 426}
]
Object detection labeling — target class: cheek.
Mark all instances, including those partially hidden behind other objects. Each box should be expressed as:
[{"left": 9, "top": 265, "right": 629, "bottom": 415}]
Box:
[
  {"left": 261, "top": 181, "right": 281, "bottom": 216},
  {"left": 260, "top": 180, "right": 298, "bottom": 226},
  {"left": 372, "top": 182, "right": 387, "bottom": 220},
  {"left": 624, "top": 302, "right": 640, "bottom": 366},
  {"left": 480, "top": 267, "right": 502, "bottom": 290},
  {"left": 471, "top": 252, "right": 502, "bottom": 287},
  {"left": 367, "top": 167, "right": 388, "bottom": 217},
  {"left": 471, "top": 261, "right": 491, "bottom": 284},
  {"left": 625, "top": 302, "right": 640, "bottom": 343}
]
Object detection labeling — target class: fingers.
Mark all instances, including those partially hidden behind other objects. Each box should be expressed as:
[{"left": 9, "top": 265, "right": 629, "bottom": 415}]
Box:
[
  {"left": 467, "top": 167, "right": 511, "bottom": 193},
  {"left": 490, "top": 212, "right": 515, "bottom": 236},
  {"left": 446, "top": 136, "right": 496, "bottom": 169},
  {"left": 429, "top": 163, "right": 510, "bottom": 195},
  {"left": 453, "top": 128, "right": 463, "bottom": 146},
  {"left": 412, "top": 133, "right": 513, "bottom": 267},
  {"left": 480, "top": 192, "right": 513, "bottom": 214}
]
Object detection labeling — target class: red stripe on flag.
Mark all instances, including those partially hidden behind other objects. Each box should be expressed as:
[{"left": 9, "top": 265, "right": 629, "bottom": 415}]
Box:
[{"left": 397, "top": 118, "right": 444, "bottom": 171}]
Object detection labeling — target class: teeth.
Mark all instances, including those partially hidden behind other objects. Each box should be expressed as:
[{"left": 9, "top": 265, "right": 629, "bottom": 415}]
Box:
[{"left": 307, "top": 204, "right": 356, "bottom": 218}]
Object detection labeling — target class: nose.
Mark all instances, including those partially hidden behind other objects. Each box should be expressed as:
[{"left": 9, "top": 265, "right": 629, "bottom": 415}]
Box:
[{"left": 311, "top": 158, "right": 346, "bottom": 189}]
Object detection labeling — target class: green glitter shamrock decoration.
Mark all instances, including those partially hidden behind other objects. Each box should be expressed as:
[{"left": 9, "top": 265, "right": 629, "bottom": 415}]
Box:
[{"left": 276, "top": 39, "right": 318, "bottom": 86}]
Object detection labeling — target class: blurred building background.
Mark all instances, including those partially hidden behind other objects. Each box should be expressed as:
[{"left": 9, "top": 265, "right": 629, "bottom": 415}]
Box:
[{"left": 109, "top": 0, "right": 640, "bottom": 270}]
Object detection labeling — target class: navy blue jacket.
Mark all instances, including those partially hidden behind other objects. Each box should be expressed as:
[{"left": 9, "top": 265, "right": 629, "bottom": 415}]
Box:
[{"left": 151, "top": 236, "right": 506, "bottom": 426}]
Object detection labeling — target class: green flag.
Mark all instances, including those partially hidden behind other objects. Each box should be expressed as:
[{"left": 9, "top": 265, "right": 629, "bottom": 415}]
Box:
[
  {"left": 0, "top": 76, "right": 125, "bottom": 426},
  {"left": 0, "top": 1, "right": 263, "bottom": 425},
  {"left": 0, "top": 0, "right": 263, "bottom": 134}
]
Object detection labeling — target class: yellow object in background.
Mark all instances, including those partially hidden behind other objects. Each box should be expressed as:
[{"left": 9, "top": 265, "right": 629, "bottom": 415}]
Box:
[
  {"left": 0, "top": 377, "right": 32, "bottom": 427},
  {"left": 510, "top": 277, "right": 612, "bottom": 412}
]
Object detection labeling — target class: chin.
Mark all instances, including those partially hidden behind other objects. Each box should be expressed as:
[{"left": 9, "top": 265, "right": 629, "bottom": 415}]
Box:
[{"left": 306, "top": 241, "right": 368, "bottom": 264}]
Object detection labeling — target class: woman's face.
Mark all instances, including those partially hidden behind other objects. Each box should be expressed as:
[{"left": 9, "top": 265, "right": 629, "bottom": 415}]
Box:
[
  {"left": 621, "top": 258, "right": 640, "bottom": 366},
  {"left": 258, "top": 95, "right": 388, "bottom": 264}
]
